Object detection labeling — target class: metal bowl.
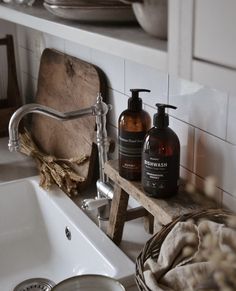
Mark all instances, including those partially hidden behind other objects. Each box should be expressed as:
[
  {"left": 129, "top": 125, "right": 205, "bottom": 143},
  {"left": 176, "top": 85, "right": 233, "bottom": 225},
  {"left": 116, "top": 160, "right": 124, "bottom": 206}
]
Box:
[
  {"left": 44, "top": 0, "right": 128, "bottom": 6},
  {"left": 52, "top": 275, "right": 126, "bottom": 291},
  {"left": 120, "top": 0, "right": 167, "bottom": 39}
]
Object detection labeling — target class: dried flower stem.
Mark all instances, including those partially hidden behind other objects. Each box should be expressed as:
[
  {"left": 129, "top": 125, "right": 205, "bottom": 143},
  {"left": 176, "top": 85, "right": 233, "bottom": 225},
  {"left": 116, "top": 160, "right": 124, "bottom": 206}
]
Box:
[{"left": 19, "top": 128, "right": 89, "bottom": 196}]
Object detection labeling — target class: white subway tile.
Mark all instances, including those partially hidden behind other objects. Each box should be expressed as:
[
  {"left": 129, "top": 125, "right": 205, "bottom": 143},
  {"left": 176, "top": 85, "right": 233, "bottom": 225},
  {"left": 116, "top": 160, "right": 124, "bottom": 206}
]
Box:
[
  {"left": 180, "top": 166, "right": 222, "bottom": 206},
  {"left": 18, "top": 47, "right": 29, "bottom": 74},
  {"left": 143, "top": 103, "right": 154, "bottom": 118},
  {"left": 43, "top": 33, "right": 65, "bottom": 53},
  {"left": 125, "top": 60, "right": 168, "bottom": 106},
  {"left": 107, "top": 125, "right": 118, "bottom": 161},
  {"left": 18, "top": 26, "right": 35, "bottom": 49},
  {"left": 18, "top": 47, "right": 40, "bottom": 79},
  {"left": 0, "top": 46, "right": 7, "bottom": 100},
  {"left": 223, "top": 192, "right": 236, "bottom": 212},
  {"left": 223, "top": 147, "right": 236, "bottom": 197},
  {"left": 21, "top": 72, "right": 38, "bottom": 103},
  {"left": 0, "top": 20, "right": 16, "bottom": 36},
  {"left": 91, "top": 49, "right": 125, "bottom": 93},
  {"left": 194, "top": 129, "right": 225, "bottom": 187},
  {"left": 65, "top": 40, "right": 91, "bottom": 63},
  {"left": 226, "top": 93, "right": 236, "bottom": 144},
  {"left": 169, "top": 76, "right": 228, "bottom": 139},
  {"left": 180, "top": 166, "right": 193, "bottom": 182},
  {"left": 169, "top": 117, "right": 194, "bottom": 171},
  {"left": 107, "top": 89, "right": 128, "bottom": 128},
  {"left": 194, "top": 128, "right": 236, "bottom": 196},
  {"left": 16, "top": 25, "right": 44, "bottom": 57}
]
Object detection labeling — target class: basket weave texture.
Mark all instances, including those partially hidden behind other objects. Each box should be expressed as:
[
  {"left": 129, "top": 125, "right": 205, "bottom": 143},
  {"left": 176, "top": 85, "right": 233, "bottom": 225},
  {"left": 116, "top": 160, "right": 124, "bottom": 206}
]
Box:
[{"left": 135, "top": 208, "right": 234, "bottom": 291}]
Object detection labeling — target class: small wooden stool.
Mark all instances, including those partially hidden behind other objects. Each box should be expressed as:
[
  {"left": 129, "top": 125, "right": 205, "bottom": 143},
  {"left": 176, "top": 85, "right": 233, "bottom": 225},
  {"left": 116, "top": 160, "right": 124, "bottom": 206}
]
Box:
[{"left": 104, "top": 160, "right": 217, "bottom": 245}]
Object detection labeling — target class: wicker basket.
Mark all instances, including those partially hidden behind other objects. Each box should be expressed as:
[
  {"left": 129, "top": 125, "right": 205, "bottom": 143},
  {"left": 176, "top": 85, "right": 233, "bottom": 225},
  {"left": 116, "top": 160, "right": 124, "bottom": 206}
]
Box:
[{"left": 135, "top": 208, "right": 234, "bottom": 291}]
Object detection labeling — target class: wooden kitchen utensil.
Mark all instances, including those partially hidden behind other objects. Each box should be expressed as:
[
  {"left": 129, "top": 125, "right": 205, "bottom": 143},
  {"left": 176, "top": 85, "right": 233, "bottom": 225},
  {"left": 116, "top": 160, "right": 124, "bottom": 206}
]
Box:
[{"left": 31, "top": 48, "right": 107, "bottom": 191}]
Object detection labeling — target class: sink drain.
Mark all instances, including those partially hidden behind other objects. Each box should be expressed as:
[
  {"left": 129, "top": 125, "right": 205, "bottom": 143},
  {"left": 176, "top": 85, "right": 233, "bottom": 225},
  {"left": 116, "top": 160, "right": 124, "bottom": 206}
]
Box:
[{"left": 13, "top": 278, "right": 55, "bottom": 291}]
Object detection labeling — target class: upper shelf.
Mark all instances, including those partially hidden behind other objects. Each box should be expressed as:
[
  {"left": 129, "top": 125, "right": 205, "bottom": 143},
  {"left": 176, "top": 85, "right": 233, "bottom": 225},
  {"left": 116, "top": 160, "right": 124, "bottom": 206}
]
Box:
[{"left": 0, "top": 2, "right": 168, "bottom": 71}]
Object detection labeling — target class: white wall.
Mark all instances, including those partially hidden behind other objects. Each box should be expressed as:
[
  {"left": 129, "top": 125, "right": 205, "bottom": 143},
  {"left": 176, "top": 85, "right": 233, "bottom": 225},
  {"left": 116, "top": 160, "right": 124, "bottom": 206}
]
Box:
[{"left": 7, "top": 23, "right": 236, "bottom": 211}]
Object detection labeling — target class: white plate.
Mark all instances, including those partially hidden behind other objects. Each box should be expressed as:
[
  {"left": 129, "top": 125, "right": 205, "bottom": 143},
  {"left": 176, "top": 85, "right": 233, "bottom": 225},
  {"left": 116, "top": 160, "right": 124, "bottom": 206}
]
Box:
[{"left": 43, "top": 2, "right": 136, "bottom": 22}]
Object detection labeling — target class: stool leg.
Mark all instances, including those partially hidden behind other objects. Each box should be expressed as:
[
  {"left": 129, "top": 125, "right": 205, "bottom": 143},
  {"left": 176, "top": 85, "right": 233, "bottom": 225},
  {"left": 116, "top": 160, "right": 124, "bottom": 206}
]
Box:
[
  {"left": 153, "top": 217, "right": 163, "bottom": 234},
  {"left": 144, "top": 213, "right": 154, "bottom": 234},
  {"left": 107, "top": 185, "right": 129, "bottom": 245}
]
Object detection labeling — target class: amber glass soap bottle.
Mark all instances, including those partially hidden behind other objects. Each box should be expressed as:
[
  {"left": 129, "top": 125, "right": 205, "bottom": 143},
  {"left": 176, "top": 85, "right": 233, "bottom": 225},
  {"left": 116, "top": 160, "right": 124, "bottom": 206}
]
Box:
[
  {"left": 119, "top": 89, "right": 151, "bottom": 181},
  {"left": 142, "top": 103, "right": 180, "bottom": 198}
]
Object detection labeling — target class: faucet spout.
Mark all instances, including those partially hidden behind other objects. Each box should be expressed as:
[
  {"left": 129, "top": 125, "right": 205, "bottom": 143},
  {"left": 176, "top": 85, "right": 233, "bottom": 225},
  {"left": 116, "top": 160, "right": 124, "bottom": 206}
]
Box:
[{"left": 8, "top": 103, "right": 95, "bottom": 152}]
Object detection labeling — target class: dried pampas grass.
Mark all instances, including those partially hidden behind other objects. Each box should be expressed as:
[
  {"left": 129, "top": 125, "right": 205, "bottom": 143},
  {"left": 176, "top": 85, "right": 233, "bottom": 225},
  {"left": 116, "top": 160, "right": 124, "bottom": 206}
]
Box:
[{"left": 19, "top": 128, "right": 88, "bottom": 196}]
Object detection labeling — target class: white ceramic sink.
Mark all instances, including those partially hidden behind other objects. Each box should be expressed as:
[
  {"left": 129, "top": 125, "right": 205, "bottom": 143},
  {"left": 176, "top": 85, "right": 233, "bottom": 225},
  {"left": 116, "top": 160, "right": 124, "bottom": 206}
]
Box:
[{"left": 0, "top": 177, "right": 135, "bottom": 290}]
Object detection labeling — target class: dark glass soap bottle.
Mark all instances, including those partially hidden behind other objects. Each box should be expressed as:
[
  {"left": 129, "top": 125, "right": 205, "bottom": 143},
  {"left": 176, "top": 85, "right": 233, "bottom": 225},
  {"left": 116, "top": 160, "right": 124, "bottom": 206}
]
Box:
[
  {"left": 119, "top": 89, "right": 151, "bottom": 181},
  {"left": 142, "top": 103, "right": 180, "bottom": 198}
]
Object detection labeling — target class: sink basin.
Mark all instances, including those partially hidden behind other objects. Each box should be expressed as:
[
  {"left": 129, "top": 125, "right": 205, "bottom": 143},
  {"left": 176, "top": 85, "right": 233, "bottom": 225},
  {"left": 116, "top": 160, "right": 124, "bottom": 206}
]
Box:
[{"left": 0, "top": 177, "right": 135, "bottom": 290}]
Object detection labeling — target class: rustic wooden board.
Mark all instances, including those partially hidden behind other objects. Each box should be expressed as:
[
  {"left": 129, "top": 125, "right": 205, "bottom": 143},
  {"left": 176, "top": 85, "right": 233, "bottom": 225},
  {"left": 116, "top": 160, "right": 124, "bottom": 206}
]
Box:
[{"left": 31, "top": 48, "right": 106, "bottom": 190}]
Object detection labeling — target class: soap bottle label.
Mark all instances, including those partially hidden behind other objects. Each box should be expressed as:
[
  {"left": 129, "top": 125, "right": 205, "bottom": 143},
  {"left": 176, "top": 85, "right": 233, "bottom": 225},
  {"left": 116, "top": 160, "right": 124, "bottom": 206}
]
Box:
[
  {"left": 142, "top": 154, "right": 179, "bottom": 191},
  {"left": 119, "top": 130, "right": 146, "bottom": 170}
]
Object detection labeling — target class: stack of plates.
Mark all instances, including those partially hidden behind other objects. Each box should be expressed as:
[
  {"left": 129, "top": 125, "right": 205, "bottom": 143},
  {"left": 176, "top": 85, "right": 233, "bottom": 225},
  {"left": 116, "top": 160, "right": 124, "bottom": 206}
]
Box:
[{"left": 43, "top": 0, "right": 136, "bottom": 22}]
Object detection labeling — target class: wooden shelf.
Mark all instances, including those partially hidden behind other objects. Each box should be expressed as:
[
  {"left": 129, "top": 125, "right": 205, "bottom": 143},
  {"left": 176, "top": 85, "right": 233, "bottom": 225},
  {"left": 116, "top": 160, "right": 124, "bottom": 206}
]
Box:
[
  {"left": 0, "top": 2, "right": 167, "bottom": 71},
  {"left": 104, "top": 160, "right": 217, "bottom": 244}
]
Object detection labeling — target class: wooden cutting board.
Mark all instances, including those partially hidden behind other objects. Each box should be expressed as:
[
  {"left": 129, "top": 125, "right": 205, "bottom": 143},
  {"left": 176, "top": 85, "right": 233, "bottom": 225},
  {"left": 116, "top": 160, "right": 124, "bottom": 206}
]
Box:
[{"left": 31, "top": 48, "right": 106, "bottom": 190}]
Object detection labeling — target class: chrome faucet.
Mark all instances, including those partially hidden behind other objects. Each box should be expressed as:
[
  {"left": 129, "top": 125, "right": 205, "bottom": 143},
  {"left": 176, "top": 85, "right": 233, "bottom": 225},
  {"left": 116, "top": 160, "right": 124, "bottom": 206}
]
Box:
[{"left": 8, "top": 93, "right": 114, "bottom": 225}]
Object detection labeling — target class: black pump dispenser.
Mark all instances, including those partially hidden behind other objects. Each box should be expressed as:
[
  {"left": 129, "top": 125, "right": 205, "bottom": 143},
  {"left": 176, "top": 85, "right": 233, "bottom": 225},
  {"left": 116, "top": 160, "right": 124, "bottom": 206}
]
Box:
[
  {"left": 118, "top": 88, "right": 151, "bottom": 180},
  {"left": 154, "top": 103, "right": 177, "bottom": 128},
  {"left": 128, "top": 89, "right": 151, "bottom": 111},
  {"left": 142, "top": 102, "right": 180, "bottom": 198}
]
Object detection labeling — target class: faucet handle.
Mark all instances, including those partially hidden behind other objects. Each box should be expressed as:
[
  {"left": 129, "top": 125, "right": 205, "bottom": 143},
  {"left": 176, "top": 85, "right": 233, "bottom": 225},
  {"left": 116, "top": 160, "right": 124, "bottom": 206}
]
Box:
[
  {"left": 93, "top": 93, "right": 112, "bottom": 116},
  {"left": 81, "top": 198, "right": 110, "bottom": 211}
]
